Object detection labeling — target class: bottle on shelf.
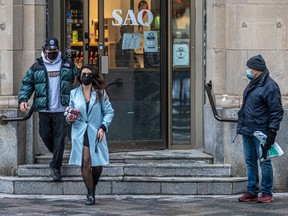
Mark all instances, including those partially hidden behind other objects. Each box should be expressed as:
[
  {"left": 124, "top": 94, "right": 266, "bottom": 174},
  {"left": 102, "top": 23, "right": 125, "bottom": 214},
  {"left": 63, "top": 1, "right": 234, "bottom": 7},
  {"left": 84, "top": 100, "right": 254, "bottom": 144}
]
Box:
[
  {"left": 79, "top": 10, "right": 83, "bottom": 24},
  {"left": 74, "top": 51, "right": 79, "bottom": 67},
  {"left": 79, "top": 52, "right": 83, "bottom": 68},
  {"left": 93, "top": 50, "right": 98, "bottom": 66},
  {"left": 75, "top": 10, "right": 79, "bottom": 24},
  {"left": 89, "top": 51, "right": 93, "bottom": 65}
]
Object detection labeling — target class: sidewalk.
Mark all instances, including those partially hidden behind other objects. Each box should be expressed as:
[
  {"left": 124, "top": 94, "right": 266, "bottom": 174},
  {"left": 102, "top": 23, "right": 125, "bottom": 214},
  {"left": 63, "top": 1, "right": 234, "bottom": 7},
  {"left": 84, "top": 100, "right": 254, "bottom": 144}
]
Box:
[{"left": 0, "top": 193, "right": 288, "bottom": 216}]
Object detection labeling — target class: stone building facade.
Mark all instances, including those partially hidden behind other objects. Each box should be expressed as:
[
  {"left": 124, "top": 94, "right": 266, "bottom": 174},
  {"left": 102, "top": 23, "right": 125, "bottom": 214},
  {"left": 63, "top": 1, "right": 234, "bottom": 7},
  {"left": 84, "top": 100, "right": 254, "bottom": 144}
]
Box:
[{"left": 0, "top": 0, "right": 288, "bottom": 191}]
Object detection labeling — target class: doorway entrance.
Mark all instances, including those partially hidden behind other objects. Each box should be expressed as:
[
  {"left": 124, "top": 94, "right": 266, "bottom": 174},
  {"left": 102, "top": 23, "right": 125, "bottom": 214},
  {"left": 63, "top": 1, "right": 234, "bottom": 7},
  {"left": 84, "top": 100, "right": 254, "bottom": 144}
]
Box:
[
  {"left": 64, "top": 0, "right": 166, "bottom": 151},
  {"left": 48, "top": 0, "right": 202, "bottom": 151}
]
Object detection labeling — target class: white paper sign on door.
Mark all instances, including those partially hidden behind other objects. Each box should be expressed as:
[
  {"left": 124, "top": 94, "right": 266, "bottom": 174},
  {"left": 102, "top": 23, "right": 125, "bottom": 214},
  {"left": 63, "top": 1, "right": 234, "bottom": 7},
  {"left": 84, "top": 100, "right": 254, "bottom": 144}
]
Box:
[
  {"left": 173, "top": 44, "right": 189, "bottom": 66},
  {"left": 144, "top": 31, "right": 158, "bottom": 52},
  {"left": 122, "top": 33, "right": 141, "bottom": 49}
]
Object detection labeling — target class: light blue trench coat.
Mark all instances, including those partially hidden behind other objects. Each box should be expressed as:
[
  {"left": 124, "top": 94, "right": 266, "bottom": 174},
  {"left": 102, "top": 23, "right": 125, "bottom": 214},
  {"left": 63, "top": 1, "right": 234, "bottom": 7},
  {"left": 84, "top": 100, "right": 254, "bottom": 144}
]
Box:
[{"left": 68, "top": 86, "right": 114, "bottom": 167}]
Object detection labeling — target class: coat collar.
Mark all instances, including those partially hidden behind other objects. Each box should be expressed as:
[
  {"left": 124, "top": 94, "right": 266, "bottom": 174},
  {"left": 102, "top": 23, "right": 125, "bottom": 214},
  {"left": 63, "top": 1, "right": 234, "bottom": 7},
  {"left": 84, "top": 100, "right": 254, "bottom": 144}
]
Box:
[
  {"left": 79, "top": 85, "right": 97, "bottom": 116},
  {"left": 243, "top": 69, "right": 270, "bottom": 99},
  {"left": 249, "top": 68, "right": 269, "bottom": 88}
]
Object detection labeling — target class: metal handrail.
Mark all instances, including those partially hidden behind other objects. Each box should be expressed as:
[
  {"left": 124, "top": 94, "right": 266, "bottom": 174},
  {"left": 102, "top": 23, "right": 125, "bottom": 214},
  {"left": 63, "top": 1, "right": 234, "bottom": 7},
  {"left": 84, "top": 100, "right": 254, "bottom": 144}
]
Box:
[
  {"left": 205, "top": 81, "right": 238, "bottom": 123},
  {"left": 0, "top": 107, "right": 34, "bottom": 125}
]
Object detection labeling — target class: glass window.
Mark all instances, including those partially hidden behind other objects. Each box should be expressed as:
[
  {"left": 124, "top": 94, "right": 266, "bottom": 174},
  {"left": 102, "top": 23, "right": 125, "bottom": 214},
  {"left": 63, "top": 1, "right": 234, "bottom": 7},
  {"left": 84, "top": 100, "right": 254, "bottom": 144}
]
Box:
[
  {"left": 63, "top": 0, "right": 164, "bottom": 149},
  {"left": 91, "top": 0, "right": 162, "bottom": 142},
  {"left": 66, "top": 0, "right": 84, "bottom": 68},
  {"left": 172, "top": 0, "right": 191, "bottom": 145}
]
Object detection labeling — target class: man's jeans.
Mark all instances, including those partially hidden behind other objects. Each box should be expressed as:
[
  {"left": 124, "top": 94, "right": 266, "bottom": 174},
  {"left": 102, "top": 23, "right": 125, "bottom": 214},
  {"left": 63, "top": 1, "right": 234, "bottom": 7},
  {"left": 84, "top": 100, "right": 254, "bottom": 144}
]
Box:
[{"left": 242, "top": 135, "right": 273, "bottom": 195}]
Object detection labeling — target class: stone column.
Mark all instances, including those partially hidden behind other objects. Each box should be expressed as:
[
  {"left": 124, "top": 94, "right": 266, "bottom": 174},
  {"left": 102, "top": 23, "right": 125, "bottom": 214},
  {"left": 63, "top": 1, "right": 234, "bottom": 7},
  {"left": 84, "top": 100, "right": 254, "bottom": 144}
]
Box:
[{"left": 0, "top": 0, "right": 46, "bottom": 175}]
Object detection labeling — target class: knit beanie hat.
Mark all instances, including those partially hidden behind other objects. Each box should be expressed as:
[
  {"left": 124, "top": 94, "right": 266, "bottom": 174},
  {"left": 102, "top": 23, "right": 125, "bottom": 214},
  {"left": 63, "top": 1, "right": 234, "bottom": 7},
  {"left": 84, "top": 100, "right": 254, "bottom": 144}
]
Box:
[{"left": 246, "top": 54, "right": 266, "bottom": 71}]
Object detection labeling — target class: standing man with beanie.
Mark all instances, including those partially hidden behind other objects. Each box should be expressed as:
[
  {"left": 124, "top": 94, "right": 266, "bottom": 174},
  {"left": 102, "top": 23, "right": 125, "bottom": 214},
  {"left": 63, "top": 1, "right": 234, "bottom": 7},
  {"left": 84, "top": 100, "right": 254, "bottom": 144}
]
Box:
[
  {"left": 18, "top": 37, "right": 78, "bottom": 181},
  {"left": 237, "top": 54, "right": 283, "bottom": 203}
]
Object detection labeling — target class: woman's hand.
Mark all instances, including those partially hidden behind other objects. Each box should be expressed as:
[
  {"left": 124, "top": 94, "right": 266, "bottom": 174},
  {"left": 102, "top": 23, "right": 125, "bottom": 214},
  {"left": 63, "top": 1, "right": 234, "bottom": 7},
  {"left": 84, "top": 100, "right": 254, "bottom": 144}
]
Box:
[
  {"left": 98, "top": 128, "right": 104, "bottom": 141},
  {"left": 66, "top": 114, "right": 78, "bottom": 123}
]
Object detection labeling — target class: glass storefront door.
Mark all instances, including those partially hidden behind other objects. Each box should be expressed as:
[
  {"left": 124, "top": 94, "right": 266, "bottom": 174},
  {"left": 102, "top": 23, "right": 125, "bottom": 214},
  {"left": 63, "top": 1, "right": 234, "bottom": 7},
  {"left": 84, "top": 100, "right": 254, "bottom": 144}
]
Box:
[
  {"left": 169, "top": 0, "right": 194, "bottom": 149},
  {"left": 65, "top": 0, "right": 164, "bottom": 150}
]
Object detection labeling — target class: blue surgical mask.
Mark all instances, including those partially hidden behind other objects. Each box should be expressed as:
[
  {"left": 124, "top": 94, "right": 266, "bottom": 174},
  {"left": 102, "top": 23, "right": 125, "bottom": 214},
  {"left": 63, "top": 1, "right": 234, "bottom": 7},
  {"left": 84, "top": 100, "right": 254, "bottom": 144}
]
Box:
[{"left": 246, "top": 69, "right": 254, "bottom": 80}]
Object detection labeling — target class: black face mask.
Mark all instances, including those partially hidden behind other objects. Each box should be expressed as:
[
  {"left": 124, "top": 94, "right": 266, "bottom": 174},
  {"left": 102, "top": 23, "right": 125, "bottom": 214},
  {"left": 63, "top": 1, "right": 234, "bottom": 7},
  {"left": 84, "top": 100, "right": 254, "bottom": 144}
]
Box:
[
  {"left": 46, "top": 51, "right": 58, "bottom": 61},
  {"left": 81, "top": 76, "right": 93, "bottom": 86}
]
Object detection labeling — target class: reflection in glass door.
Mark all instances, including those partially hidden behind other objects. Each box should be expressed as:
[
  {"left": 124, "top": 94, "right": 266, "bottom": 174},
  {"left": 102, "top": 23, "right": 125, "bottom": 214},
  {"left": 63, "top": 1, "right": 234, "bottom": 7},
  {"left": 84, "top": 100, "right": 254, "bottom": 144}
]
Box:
[
  {"left": 66, "top": 0, "right": 85, "bottom": 68},
  {"left": 65, "top": 0, "right": 164, "bottom": 150},
  {"left": 170, "top": 0, "right": 192, "bottom": 147},
  {"left": 101, "top": 0, "right": 162, "bottom": 149}
]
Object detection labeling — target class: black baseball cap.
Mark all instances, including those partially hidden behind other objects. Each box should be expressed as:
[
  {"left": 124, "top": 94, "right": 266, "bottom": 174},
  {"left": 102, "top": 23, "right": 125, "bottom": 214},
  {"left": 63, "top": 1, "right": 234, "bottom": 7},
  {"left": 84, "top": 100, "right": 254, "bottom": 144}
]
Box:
[{"left": 44, "top": 37, "right": 59, "bottom": 50}]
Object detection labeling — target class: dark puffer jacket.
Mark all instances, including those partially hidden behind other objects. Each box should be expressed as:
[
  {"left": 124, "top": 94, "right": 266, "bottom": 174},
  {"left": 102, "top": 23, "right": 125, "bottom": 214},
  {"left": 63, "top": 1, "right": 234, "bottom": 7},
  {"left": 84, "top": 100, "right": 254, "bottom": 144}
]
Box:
[
  {"left": 237, "top": 69, "right": 283, "bottom": 136},
  {"left": 18, "top": 56, "right": 78, "bottom": 111}
]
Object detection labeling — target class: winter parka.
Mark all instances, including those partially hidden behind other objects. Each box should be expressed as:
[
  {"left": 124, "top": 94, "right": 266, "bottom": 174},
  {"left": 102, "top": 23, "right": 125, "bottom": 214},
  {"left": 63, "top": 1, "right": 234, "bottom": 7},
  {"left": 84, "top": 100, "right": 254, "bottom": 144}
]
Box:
[
  {"left": 237, "top": 69, "right": 283, "bottom": 136},
  {"left": 18, "top": 56, "right": 78, "bottom": 111}
]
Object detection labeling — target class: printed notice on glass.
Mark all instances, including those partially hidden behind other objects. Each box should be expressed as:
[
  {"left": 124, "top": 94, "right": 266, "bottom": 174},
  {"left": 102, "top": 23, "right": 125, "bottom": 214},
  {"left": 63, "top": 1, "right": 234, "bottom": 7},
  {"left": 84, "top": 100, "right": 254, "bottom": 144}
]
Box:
[
  {"left": 144, "top": 31, "right": 158, "bottom": 52},
  {"left": 122, "top": 33, "right": 141, "bottom": 49},
  {"left": 173, "top": 44, "right": 189, "bottom": 66}
]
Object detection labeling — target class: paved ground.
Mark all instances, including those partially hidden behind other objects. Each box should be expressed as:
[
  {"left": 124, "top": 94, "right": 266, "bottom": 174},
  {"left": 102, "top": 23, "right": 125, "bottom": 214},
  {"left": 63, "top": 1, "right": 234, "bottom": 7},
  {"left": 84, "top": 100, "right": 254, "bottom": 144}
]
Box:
[{"left": 0, "top": 193, "right": 288, "bottom": 216}]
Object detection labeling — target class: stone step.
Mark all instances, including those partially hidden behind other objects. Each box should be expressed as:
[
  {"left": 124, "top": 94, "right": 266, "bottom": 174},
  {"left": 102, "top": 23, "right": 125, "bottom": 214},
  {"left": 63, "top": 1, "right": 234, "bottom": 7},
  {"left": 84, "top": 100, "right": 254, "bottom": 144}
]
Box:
[
  {"left": 1, "top": 150, "right": 246, "bottom": 195},
  {"left": 0, "top": 176, "right": 247, "bottom": 195},
  {"left": 17, "top": 163, "right": 231, "bottom": 178},
  {"left": 17, "top": 164, "right": 123, "bottom": 177},
  {"left": 35, "top": 149, "right": 213, "bottom": 165}
]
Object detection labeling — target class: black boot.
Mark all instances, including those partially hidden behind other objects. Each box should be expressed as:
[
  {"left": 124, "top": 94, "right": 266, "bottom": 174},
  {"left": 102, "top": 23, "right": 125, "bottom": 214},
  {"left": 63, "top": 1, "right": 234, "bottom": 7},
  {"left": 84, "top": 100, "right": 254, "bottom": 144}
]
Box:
[
  {"left": 51, "top": 167, "right": 62, "bottom": 182},
  {"left": 85, "top": 187, "right": 95, "bottom": 206},
  {"left": 86, "top": 184, "right": 96, "bottom": 199}
]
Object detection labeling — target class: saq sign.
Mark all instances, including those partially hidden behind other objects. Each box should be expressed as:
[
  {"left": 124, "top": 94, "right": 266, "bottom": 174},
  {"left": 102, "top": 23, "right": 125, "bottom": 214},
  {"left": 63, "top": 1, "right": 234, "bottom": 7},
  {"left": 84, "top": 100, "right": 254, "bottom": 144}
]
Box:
[{"left": 112, "top": 9, "right": 153, "bottom": 26}]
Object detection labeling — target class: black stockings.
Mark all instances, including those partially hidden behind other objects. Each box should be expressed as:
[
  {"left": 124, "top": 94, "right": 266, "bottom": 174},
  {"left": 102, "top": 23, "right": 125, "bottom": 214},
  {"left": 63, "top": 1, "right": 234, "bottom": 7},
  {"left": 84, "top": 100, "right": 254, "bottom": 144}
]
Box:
[
  {"left": 92, "top": 166, "right": 103, "bottom": 186},
  {"left": 81, "top": 146, "right": 103, "bottom": 190}
]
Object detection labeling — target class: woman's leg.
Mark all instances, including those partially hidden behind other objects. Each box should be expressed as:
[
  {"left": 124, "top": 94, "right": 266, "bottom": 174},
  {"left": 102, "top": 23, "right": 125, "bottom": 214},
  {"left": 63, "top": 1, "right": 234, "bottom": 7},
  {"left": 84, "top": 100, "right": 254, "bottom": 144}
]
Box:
[
  {"left": 81, "top": 146, "right": 95, "bottom": 205},
  {"left": 81, "top": 146, "right": 93, "bottom": 189},
  {"left": 92, "top": 166, "right": 103, "bottom": 189}
]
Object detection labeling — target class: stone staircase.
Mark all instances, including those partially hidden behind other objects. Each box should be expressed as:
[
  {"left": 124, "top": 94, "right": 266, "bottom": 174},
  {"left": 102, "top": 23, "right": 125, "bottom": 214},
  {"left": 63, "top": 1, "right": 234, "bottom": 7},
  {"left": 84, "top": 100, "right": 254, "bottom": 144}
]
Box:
[{"left": 0, "top": 149, "right": 247, "bottom": 195}]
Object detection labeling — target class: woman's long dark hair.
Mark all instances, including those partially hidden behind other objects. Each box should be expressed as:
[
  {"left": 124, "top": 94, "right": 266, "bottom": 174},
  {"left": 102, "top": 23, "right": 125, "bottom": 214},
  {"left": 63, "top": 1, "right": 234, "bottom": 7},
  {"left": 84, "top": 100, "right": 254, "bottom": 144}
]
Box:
[{"left": 77, "top": 64, "right": 106, "bottom": 101}]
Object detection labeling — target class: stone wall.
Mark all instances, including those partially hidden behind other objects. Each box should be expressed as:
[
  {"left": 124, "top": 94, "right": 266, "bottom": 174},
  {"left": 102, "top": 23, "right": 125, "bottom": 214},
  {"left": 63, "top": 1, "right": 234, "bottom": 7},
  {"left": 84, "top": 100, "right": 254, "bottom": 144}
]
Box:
[
  {"left": 0, "top": 108, "right": 29, "bottom": 175},
  {"left": 206, "top": 0, "right": 288, "bottom": 106}
]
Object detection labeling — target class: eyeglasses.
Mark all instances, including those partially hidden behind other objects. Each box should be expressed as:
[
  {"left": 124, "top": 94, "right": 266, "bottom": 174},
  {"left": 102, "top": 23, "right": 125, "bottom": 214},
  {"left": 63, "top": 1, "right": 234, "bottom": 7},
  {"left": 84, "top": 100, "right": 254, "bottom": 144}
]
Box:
[{"left": 81, "top": 73, "right": 93, "bottom": 77}]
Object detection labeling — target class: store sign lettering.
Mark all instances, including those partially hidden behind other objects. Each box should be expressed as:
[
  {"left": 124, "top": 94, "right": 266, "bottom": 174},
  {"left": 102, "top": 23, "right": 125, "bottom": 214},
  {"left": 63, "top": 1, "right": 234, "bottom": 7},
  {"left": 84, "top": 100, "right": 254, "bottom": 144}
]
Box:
[{"left": 112, "top": 9, "right": 153, "bottom": 26}]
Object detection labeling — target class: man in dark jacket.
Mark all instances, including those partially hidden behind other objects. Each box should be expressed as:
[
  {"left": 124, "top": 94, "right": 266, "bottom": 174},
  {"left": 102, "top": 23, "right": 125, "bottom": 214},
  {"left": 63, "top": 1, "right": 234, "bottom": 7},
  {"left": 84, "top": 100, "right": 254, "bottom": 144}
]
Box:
[
  {"left": 237, "top": 54, "right": 283, "bottom": 203},
  {"left": 18, "top": 37, "right": 78, "bottom": 181}
]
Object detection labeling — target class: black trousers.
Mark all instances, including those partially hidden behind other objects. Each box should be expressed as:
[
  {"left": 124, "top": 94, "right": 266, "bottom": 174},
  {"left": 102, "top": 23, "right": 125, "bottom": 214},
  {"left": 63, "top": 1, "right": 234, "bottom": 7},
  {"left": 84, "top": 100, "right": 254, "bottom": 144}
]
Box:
[{"left": 38, "top": 112, "right": 67, "bottom": 169}]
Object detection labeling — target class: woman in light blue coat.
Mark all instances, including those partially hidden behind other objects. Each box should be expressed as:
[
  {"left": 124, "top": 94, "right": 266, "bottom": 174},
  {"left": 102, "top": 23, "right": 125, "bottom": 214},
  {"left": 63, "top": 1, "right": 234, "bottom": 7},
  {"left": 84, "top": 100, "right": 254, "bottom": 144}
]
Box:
[{"left": 66, "top": 65, "right": 114, "bottom": 205}]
